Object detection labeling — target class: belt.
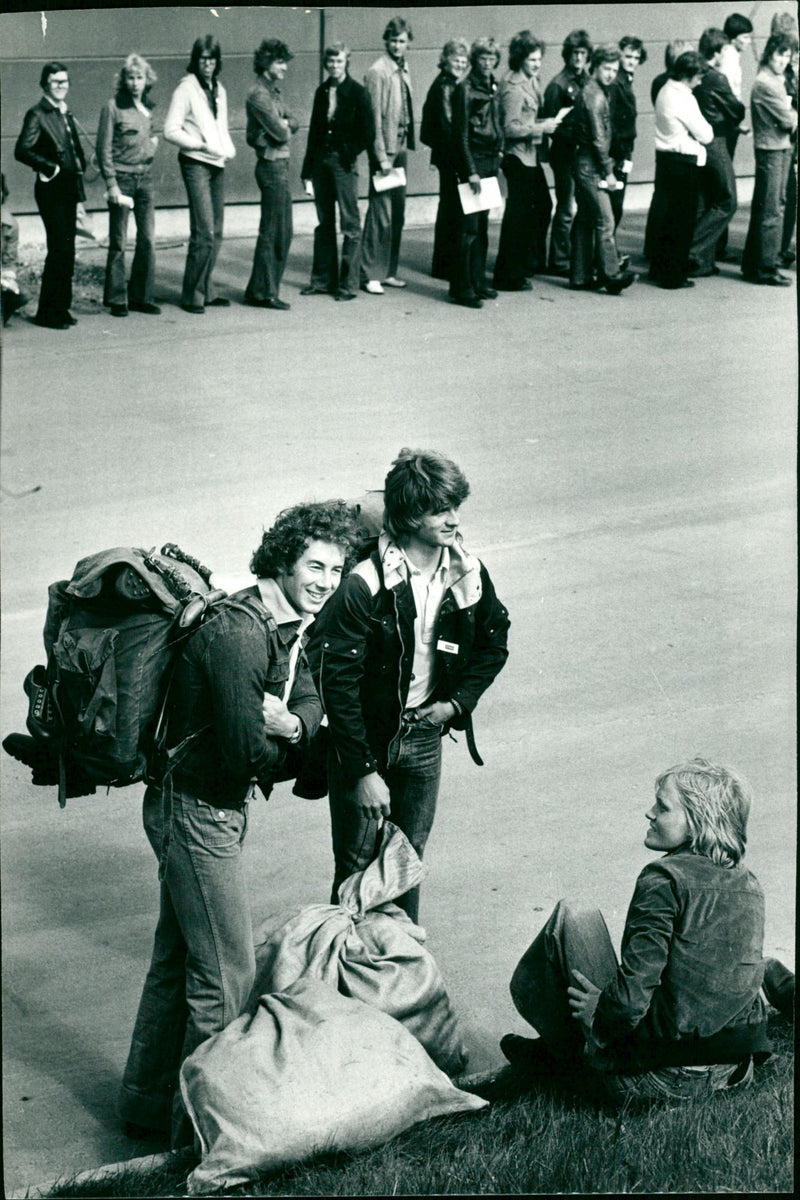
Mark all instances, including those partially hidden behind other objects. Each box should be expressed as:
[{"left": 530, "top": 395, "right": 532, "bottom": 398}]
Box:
[{"left": 114, "top": 162, "right": 153, "bottom": 174}]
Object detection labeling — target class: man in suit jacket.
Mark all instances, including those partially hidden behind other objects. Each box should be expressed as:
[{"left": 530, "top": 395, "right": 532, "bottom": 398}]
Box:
[
  {"left": 15, "top": 61, "right": 86, "bottom": 329},
  {"left": 300, "top": 43, "right": 373, "bottom": 300}
]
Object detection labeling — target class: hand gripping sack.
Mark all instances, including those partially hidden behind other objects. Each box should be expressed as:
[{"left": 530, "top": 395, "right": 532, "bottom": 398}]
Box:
[
  {"left": 180, "top": 978, "right": 487, "bottom": 1195},
  {"left": 249, "top": 822, "right": 470, "bottom": 1077}
]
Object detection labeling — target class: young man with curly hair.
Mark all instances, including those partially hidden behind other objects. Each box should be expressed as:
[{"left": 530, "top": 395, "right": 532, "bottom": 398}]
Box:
[
  {"left": 311, "top": 449, "right": 510, "bottom": 922},
  {"left": 119, "top": 500, "right": 361, "bottom": 1147}
]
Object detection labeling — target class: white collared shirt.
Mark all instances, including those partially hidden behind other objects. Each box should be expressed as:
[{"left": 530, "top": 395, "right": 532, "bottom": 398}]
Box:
[
  {"left": 402, "top": 547, "right": 449, "bottom": 710},
  {"left": 654, "top": 78, "right": 714, "bottom": 166}
]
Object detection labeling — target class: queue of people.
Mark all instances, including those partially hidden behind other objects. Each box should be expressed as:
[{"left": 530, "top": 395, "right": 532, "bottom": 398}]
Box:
[{"left": 8, "top": 12, "right": 798, "bottom": 327}]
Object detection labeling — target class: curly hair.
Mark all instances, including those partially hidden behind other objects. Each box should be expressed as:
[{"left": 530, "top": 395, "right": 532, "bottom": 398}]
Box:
[
  {"left": 250, "top": 500, "right": 362, "bottom": 579},
  {"left": 655, "top": 757, "right": 752, "bottom": 867},
  {"left": 114, "top": 53, "right": 157, "bottom": 107},
  {"left": 253, "top": 38, "right": 293, "bottom": 75}
]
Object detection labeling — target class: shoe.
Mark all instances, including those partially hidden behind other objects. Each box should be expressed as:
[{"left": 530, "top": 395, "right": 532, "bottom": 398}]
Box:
[
  {"left": 300, "top": 285, "right": 332, "bottom": 296},
  {"left": 604, "top": 269, "right": 637, "bottom": 295},
  {"left": 33, "top": 315, "right": 71, "bottom": 329},
  {"left": 544, "top": 265, "right": 570, "bottom": 278},
  {"left": 383, "top": 276, "right": 406, "bottom": 288},
  {"left": 64, "top": 312, "right": 78, "bottom": 325},
  {"left": 617, "top": 255, "right": 630, "bottom": 273},
  {"left": 477, "top": 286, "right": 498, "bottom": 299},
  {"left": 450, "top": 292, "right": 483, "bottom": 308},
  {"left": 361, "top": 280, "right": 384, "bottom": 294},
  {"left": 2, "top": 733, "right": 97, "bottom": 797},
  {"left": 264, "top": 297, "right": 290, "bottom": 309},
  {"left": 688, "top": 265, "right": 719, "bottom": 278},
  {"left": 110, "top": 304, "right": 128, "bottom": 317},
  {"left": 206, "top": 297, "right": 231, "bottom": 306},
  {"left": 128, "top": 301, "right": 161, "bottom": 315},
  {"left": 655, "top": 278, "right": 694, "bottom": 289},
  {"left": 494, "top": 279, "right": 533, "bottom": 291},
  {"left": 762, "top": 958, "right": 795, "bottom": 1017},
  {"left": 569, "top": 281, "right": 596, "bottom": 291},
  {"left": 778, "top": 250, "right": 796, "bottom": 267},
  {"left": 334, "top": 290, "right": 356, "bottom": 301},
  {"left": 181, "top": 303, "right": 205, "bottom": 314},
  {"left": 500, "top": 1033, "right": 555, "bottom": 1074},
  {"left": 757, "top": 272, "right": 791, "bottom": 287}
]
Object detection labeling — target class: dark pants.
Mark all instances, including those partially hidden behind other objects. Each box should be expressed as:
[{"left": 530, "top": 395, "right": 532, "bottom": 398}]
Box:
[
  {"left": 649, "top": 151, "right": 700, "bottom": 287},
  {"left": 570, "top": 155, "right": 621, "bottom": 285},
  {"left": 431, "top": 165, "right": 461, "bottom": 281},
  {"left": 717, "top": 127, "right": 742, "bottom": 258},
  {"left": 494, "top": 154, "right": 552, "bottom": 286},
  {"left": 309, "top": 151, "right": 361, "bottom": 296},
  {"left": 450, "top": 205, "right": 490, "bottom": 299},
  {"left": 179, "top": 156, "right": 225, "bottom": 308},
  {"left": 547, "top": 148, "right": 576, "bottom": 271},
  {"left": 690, "top": 136, "right": 737, "bottom": 273},
  {"left": 34, "top": 171, "right": 79, "bottom": 323},
  {"left": 609, "top": 165, "right": 628, "bottom": 230},
  {"left": 103, "top": 170, "right": 156, "bottom": 307},
  {"left": 361, "top": 149, "right": 406, "bottom": 283},
  {"left": 246, "top": 157, "right": 293, "bottom": 302},
  {"left": 328, "top": 721, "right": 442, "bottom": 923},
  {"left": 742, "top": 148, "right": 792, "bottom": 280},
  {"left": 781, "top": 145, "right": 797, "bottom": 258}
]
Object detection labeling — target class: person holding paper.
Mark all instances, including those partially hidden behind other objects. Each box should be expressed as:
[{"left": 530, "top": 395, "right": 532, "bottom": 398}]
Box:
[
  {"left": 569, "top": 45, "right": 637, "bottom": 294},
  {"left": 96, "top": 53, "right": 160, "bottom": 318},
  {"left": 243, "top": 39, "right": 299, "bottom": 311},
  {"left": 300, "top": 43, "right": 373, "bottom": 301},
  {"left": 541, "top": 30, "right": 592, "bottom": 277},
  {"left": 608, "top": 36, "right": 646, "bottom": 233},
  {"left": 420, "top": 38, "right": 469, "bottom": 281},
  {"left": 493, "top": 31, "right": 561, "bottom": 290},
  {"left": 360, "top": 16, "right": 415, "bottom": 295},
  {"left": 450, "top": 38, "right": 504, "bottom": 308}
]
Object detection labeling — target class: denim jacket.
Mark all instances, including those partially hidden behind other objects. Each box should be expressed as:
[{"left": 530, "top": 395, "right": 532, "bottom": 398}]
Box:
[
  {"left": 590, "top": 850, "right": 771, "bottom": 1072},
  {"left": 309, "top": 533, "right": 509, "bottom": 783},
  {"left": 166, "top": 587, "right": 322, "bottom": 808}
]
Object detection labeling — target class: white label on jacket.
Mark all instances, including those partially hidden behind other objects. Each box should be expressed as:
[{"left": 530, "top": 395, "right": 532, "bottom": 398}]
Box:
[{"left": 437, "top": 639, "right": 459, "bottom": 654}]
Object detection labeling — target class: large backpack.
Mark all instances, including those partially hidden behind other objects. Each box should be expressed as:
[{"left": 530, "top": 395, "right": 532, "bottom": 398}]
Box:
[{"left": 3, "top": 544, "right": 228, "bottom": 807}]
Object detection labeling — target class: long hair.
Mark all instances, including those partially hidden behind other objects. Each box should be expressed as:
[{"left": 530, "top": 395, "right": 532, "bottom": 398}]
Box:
[
  {"left": 383, "top": 448, "right": 470, "bottom": 542},
  {"left": 469, "top": 37, "right": 501, "bottom": 71},
  {"left": 655, "top": 757, "right": 752, "bottom": 867},
  {"left": 561, "top": 29, "right": 592, "bottom": 64},
  {"left": 508, "top": 31, "right": 545, "bottom": 73},
  {"left": 39, "top": 61, "right": 68, "bottom": 89},
  {"left": 253, "top": 38, "right": 293, "bottom": 75},
  {"left": 114, "top": 53, "right": 157, "bottom": 107},
  {"left": 760, "top": 32, "right": 798, "bottom": 67},
  {"left": 591, "top": 44, "right": 621, "bottom": 72},
  {"left": 250, "top": 501, "right": 362, "bottom": 579},
  {"left": 188, "top": 35, "right": 221, "bottom": 83},
  {"left": 438, "top": 38, "right": 469, "bottom": 70}
]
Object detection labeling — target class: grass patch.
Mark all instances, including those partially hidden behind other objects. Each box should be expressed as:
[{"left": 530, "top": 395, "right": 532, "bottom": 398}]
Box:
[{"left": 46, "top": 1015, "right": 793, "bottom": 1197}]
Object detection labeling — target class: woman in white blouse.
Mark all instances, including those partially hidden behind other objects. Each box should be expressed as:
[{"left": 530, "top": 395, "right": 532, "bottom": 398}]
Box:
[
  {"left": 164, "top": 36, "right": 236, "bottom": 313},
  {"left": 649, "top": 50, "right": 712, "bottom": 289}
]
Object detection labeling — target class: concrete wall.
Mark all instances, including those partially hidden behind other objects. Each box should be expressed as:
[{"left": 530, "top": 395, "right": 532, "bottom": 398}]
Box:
[{"left": 1, "top": 3, "right": 796, "bottom": 214}]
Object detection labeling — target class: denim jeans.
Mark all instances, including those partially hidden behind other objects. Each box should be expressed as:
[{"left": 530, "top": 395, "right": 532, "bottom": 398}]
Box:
[
  {"left": 179, "top": 156, "right": 225, "bottom": 307},
  {"left": 103, "top": 170, "right": 155, "bottom": 307},
  {"left": 494, "top": 155, "right": 552, "bottom": 286},
  {"left": 119, "top": 784, "right": 254, "bottom": 1144},
  {"left": 310, "top": 152, "right": 361, "bottom": 295},
  {"left": 781, "top": 145, "right": 797, "bottom": 257},
  {"left": 509, "top": 900, "right": 750, "bottom": 1103},
  {"left": 245, "top": 157, "right": 293, "bottom": 302},
  {"left": 570, "top": 156, "right": 621, "bottom": 285},
  {"left": 547, "top": 148, "right": 576, "bottom": 272},
  {"left": 742, "top": 148, "right": 792, "bottom": 279},
  {"left": 689, "top": 137, "right": 737, "bottom": 272},
  {"left": 328, "top": 719, "right": 442, "bottom": 922},
  {"left": 360, "top": 149, "right": 407, "bottom": 282}
]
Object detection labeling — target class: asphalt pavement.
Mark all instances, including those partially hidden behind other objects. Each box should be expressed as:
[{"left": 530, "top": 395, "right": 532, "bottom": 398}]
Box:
[{"left": 1, "top": 208, "right": 796, "bottom": 1194}]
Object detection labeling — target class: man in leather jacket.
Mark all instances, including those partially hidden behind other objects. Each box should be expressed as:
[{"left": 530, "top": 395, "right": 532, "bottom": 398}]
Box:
[
  {"left": 541, "top": 29, "right": 592, "bottom": 275},
  {"left": 300, "top": 42, "right": 373, "bottom": 300},
  {"left": 689, "top": 28, "right": 747, "bottom": 276},
  {"left": 15, "top": 61, "right": 86, "bottom": 329},
  {"left": 608, "top": 36, "right": 647, "bottom": 231},
  {"left": 570, "top": 45, "right": 637, "bottom": 294},
  {"left": 310, "top": 448, "right": 510, "bottom": 922}
]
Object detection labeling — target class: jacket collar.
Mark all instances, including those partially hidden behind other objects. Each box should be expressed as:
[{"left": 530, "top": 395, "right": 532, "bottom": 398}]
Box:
[
  {"left": 378, "top": 531, "right": 482, "bottom": 608},
  {"left": 256, "top": 577, "right": 314, "bottom": 640}
]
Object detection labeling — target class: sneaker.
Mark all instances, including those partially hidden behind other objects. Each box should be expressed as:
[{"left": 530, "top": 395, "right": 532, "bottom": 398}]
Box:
[
  {"left": 362, "top": 280, "right": 384, "bottom": 294},
  {"left": 383, "top": 276, "right": 406, "bottom": 288}
]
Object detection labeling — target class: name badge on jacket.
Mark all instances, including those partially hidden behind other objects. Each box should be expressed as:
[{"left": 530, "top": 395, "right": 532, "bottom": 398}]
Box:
[{"left": 437, "top": 639, "right": 459, "bottom": 654}]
